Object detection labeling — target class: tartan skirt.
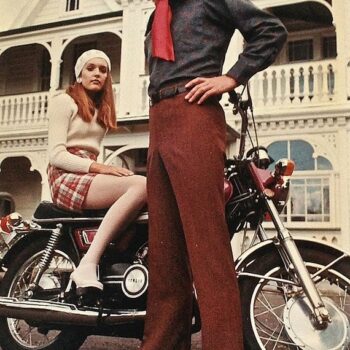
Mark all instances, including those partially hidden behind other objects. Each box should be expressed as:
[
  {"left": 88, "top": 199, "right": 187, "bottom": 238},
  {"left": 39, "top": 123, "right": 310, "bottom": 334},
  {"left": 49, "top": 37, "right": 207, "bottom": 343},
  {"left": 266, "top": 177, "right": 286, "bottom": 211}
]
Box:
[{"left": 47, "top": 147, "right": 97, "bottom": 212}]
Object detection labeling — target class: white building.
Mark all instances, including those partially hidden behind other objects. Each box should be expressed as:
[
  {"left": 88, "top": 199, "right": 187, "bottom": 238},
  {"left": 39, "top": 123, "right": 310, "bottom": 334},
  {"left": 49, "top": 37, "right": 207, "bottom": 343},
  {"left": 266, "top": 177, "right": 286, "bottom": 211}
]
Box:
[{"left": 0, "top": 0, "right": 349, "bottom": 249}]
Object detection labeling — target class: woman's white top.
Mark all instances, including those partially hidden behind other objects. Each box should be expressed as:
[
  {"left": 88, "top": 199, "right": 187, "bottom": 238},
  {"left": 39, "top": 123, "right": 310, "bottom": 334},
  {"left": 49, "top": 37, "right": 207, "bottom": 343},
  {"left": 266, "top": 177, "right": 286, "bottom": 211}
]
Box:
[{"left": 47, "top": 93, "right": 106, "bottom": 173}]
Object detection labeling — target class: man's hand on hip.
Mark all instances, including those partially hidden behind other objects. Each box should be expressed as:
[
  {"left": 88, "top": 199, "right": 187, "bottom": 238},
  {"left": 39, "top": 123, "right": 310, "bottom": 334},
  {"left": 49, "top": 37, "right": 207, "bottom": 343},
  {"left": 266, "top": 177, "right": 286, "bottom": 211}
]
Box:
[{"left": 185, "top": 75, "right": 238, "bottom": 105}]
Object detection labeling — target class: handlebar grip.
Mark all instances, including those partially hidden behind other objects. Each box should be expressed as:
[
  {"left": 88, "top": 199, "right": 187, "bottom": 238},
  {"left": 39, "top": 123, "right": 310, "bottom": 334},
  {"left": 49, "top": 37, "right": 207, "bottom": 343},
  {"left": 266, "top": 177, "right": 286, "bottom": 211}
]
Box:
[{"left": 228, "top": 90, "right": 239, "bottom": 105}]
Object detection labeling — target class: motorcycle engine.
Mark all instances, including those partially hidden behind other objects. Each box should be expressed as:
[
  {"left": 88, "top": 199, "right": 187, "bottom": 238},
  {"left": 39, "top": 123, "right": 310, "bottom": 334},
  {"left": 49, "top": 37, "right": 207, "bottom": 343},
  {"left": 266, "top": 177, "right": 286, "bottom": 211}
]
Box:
[{"left": 101, "top": 263, "right": 148, "bottom": 305}]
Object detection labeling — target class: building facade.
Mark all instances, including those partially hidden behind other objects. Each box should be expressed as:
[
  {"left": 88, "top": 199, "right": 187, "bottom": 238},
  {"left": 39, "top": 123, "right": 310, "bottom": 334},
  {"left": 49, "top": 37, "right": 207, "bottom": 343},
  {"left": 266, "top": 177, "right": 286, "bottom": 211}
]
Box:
[{"left": 0, "top": 0, "right": 350, "bottom": 250}]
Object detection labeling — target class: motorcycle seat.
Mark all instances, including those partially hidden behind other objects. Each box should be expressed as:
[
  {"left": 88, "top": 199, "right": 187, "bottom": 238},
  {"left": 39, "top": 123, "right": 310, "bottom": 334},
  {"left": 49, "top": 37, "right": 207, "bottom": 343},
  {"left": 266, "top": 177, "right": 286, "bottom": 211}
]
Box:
[
  {"left": 32, "top": 201, "right": 108, "bottom": 222},
  {"left": 32, "top": 201, "right": 148, "bottom": 224}
]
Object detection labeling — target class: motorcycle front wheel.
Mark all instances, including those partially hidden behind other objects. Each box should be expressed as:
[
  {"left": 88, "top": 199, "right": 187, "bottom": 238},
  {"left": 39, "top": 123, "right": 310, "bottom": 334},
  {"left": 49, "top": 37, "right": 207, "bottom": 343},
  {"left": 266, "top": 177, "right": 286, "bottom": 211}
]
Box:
[
  {"left": 0, "top": 237, "right": 87, "bottom": 350},
  {"left": 239, "top": 245, "right": 350, "bottom": 350}
]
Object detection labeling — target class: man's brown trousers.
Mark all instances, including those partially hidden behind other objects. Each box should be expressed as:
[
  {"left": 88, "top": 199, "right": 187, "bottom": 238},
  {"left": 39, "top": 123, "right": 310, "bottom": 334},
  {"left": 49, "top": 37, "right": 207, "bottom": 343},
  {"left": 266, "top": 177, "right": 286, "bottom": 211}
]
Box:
[{"left": 141, "top": 93, "right": 243, "bottom": 350}]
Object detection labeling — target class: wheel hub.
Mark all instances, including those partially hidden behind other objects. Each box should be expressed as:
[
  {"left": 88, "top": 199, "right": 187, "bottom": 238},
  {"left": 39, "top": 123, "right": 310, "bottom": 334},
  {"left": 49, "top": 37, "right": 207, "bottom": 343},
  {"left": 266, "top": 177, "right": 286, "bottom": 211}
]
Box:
[{"left": 283, "top": 296, "right": 349, "bottom": 350}]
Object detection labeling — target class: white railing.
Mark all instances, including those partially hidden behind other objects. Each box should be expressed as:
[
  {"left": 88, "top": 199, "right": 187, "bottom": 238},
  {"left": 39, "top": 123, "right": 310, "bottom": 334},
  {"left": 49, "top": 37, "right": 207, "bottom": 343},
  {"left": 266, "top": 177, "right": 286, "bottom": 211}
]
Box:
[
  {"left": 0, "top": 60, "right": 344, "bottom": 131},
  {"left": 250, "top": 59, "right": 337, "bottom": 109},
  {"left": 0, "top": 92, "right": 49, "bottom": 129},
  {"left": 0, "top": 84, "right": 120, "bottom": 131}
]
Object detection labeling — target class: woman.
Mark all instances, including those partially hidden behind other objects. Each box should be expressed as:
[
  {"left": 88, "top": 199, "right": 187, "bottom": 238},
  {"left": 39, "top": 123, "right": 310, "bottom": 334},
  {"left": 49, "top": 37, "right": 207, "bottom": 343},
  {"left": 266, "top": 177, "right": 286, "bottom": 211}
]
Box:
[{"left": 47, "top": 49, "right": 147, "bottom": 294}]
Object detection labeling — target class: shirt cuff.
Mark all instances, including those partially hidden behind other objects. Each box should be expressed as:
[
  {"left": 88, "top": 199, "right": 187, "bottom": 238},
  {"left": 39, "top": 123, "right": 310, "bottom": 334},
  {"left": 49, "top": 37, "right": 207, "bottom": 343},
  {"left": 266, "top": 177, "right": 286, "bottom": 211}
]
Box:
[{"left": 226, "top": 59, "right": 256, "bottom": 86}]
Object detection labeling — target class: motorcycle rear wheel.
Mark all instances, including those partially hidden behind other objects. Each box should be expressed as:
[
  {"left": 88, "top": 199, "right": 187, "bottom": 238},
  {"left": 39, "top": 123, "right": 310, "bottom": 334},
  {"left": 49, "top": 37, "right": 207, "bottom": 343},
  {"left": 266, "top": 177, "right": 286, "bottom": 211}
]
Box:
[
  {"left": 0, "top": 237, "right": 87, "bottom": 350},
  {"left": 239, "top": 246, "right": 350, "bottom": 350}
]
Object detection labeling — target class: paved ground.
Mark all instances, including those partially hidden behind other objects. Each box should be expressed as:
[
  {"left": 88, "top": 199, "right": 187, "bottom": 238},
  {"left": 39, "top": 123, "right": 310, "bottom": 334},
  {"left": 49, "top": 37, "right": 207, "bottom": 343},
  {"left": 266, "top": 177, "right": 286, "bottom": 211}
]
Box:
[
  {"left": 80, "top": 333, "right": 202, "bottom": 349},
  {"left": 0, "top": 334, "right": 202, "bottom": 350}
]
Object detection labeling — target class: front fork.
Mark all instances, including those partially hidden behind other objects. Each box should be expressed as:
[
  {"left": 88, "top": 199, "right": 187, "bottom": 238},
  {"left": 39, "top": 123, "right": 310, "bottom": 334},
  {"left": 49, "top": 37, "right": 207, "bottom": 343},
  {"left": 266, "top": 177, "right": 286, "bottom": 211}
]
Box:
[{"left": 265, "top": 198, "right": 331, "bottom": 326}]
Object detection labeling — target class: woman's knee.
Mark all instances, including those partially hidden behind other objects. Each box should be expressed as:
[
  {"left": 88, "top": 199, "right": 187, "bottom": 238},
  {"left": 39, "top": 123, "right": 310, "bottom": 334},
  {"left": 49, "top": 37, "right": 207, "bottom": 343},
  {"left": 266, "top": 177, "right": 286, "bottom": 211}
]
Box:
[{"left": 132, "top": 175, "right": 147, "bottom": 201}]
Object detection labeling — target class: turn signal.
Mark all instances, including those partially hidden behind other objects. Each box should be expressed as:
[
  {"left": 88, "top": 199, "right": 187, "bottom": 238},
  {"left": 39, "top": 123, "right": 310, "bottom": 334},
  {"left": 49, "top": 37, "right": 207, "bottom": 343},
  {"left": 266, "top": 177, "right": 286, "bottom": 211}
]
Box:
[
  {"left": 0, "top": 212, "right": 22, "bottom": 234},
  {"left": 275, "top": 159, "right": 295, "bottom": 177}
]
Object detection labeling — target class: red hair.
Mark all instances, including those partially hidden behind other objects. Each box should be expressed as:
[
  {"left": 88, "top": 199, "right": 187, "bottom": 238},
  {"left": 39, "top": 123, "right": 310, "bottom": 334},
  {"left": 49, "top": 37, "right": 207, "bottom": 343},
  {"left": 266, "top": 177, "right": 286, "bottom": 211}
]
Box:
[{"left": 66, "top": 73, "right": 116, "bottom": 129}]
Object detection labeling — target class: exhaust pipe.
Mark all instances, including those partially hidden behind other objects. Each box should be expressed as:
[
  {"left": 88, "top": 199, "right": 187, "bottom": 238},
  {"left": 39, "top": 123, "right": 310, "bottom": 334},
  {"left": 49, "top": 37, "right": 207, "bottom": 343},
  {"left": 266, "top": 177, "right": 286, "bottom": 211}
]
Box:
[{"left": 0, "top": 297, "right": 145, "bottom": 326}]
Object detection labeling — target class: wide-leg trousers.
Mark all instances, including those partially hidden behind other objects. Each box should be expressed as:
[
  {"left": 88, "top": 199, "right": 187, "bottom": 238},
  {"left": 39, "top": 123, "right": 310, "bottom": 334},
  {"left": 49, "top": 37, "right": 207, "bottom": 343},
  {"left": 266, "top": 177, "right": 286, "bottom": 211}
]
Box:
[{"left": 141, "top": 93, "right": 243, "bottom": 350}]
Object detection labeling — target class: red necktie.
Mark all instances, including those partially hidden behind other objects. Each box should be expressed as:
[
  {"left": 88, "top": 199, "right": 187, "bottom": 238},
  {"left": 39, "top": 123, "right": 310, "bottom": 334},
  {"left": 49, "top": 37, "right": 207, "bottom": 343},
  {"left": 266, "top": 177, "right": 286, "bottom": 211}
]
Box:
[{"left": 152, "top": 0, "right": 175, "bottom": 61}]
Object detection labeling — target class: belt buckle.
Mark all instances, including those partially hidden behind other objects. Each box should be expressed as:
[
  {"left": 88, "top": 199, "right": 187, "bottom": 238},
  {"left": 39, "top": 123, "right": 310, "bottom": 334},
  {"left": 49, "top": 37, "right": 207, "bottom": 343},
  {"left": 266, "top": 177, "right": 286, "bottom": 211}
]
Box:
[{"left": 160, "top": 86, "right": 177, "bottom": 100}]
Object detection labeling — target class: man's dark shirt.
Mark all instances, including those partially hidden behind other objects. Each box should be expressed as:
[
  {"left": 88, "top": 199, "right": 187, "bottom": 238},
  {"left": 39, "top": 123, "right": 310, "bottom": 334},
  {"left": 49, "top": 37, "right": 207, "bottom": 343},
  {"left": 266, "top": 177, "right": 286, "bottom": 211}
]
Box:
[{"left": 145, "top": 0, "right": 287, "bottom": 97}]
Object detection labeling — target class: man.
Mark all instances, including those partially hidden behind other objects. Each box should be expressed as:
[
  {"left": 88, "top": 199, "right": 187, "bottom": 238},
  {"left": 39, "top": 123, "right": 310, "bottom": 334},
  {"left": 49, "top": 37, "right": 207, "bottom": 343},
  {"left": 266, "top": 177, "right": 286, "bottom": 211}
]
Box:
[{"left": 141, "top": 1, "right": 287, "bottom": 349}]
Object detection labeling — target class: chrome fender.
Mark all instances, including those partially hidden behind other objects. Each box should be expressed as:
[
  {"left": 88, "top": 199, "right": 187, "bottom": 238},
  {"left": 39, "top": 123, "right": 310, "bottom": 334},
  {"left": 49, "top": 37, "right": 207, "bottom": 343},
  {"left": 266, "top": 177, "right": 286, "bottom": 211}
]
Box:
[
  {"left": 235, "top": 236, "right": 350, "bottom": 277},
  {"left": 0, "top": 230, "right": 28, "bottom": 269},
  {"left": 0, "top": 229, "right": 51, "bottom": 271}
]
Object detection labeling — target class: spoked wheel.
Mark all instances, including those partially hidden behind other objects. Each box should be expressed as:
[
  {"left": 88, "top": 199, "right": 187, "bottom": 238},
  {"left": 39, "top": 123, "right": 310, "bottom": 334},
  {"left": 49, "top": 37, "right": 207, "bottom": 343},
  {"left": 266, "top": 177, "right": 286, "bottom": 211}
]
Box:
[
  {"left": 239, "top": 247, "right": 350, "bottom": 350},
  {"left": 0, "top": 237, "right": 87, "bottom": 350}
]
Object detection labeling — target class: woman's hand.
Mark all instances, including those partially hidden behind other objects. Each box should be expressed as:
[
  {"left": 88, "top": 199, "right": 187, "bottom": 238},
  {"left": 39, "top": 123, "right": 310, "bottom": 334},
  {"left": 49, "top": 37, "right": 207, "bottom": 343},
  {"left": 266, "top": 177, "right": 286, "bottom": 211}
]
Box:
[
  {"left": 185, "top": 75, "right": 238, "bottom": 105},
  {"left": 89, "top": 162, "right": 134, "bottom": 177}
]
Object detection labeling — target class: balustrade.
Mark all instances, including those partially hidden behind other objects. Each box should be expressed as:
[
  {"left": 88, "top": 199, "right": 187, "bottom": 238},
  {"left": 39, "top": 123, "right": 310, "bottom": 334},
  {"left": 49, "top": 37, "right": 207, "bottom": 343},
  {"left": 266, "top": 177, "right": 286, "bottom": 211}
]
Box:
[
  {"left": 0, "top": 61, "right": 345, "bottom": 131},
  {"left": 0, "top": 92, "right": 49, "bottom": 130},
  {"left": 0, "top": 84, "right": 120, "bottom": 132},
  {"left": 250, "top": 59, "right": 337, "bottom": 109}
]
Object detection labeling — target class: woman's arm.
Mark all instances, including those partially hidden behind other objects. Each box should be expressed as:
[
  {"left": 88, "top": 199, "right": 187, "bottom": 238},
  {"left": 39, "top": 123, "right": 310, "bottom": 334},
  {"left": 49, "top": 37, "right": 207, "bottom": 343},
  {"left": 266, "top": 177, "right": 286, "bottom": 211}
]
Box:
[{"left": 89, "top": 162, "right": 134, "bottom": 176}]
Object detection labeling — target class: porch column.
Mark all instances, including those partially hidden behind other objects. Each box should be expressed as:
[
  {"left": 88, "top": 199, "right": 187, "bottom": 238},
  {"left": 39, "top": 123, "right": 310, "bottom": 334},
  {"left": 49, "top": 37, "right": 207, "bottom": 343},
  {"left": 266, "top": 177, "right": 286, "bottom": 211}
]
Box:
[
  {"left": 119, "top": 0, "right": 150, "bottom": 118},
  {"left": 27, "top": 151, "right": 51, "bottom": 202},
  {"left": 50, "top": 59, "right": 63, "bottom": 91},
  {"left": 338, "top": 126, "right": 350, "bottom": 251},
  {"left": 224, "top": 32, "right": 244, "bottom": 75},
  {"left": 332, "top": 1, "right": 348, "bottom": 102},
  {"left": 49, "top": 38, "right": 64, "bottom": 92}
]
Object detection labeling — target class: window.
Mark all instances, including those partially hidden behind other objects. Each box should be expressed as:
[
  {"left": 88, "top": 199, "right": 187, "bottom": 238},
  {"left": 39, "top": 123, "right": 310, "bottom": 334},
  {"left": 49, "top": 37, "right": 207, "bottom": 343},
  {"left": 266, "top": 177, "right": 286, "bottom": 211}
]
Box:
[
  {"left": 288, "top": 39, "right": 313, "bottom": 62},
  {"left": 65, "top": 0, "right": 80, "bottom": 12},
  {"left": 290, "top": 178, "right": 330, "bottom": 222},
  {"left": 323, "top": 36, "right": 337, "bottom": 59},
  {"left": 268, "top": 140, "right": 334, "bottom": 225}
]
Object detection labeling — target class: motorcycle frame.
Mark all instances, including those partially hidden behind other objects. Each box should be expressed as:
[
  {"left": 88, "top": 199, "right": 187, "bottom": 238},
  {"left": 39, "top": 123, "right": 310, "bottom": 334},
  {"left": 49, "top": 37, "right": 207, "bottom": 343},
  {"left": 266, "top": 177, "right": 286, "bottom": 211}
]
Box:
[{"left": 229, "top": 90, "right": 336, "bottom": 325}]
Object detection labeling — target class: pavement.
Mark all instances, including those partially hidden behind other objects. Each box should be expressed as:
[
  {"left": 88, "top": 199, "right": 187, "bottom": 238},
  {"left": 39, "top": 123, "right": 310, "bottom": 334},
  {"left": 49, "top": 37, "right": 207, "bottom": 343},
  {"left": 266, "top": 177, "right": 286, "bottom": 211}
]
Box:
[
  {"left": 80, "top": 333, "right": 202, "bottom": 349},
  {"left": 0, "top": 334, "right": 202, "bottom": 350}
]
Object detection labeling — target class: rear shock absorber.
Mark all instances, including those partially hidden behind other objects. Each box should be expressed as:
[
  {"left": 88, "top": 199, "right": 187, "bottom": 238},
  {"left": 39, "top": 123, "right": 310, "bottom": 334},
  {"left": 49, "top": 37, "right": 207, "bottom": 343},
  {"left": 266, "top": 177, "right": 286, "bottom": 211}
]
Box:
[{"left": 25, "top": 224, "right": 63, "bottom": 298}]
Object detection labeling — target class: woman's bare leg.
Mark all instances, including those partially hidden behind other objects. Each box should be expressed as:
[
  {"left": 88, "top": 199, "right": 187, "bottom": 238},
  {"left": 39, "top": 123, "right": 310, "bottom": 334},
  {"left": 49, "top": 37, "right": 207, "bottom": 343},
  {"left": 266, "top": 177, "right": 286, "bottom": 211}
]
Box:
[{"left": 71, "top": 174, "right": 146, "bottom": 288}]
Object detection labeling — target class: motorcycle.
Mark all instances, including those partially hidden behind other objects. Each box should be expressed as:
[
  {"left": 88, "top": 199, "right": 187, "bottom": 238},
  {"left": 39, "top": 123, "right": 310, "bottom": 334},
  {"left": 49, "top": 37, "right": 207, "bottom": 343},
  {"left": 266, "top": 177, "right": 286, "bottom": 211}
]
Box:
[{"left": 0, "top": 90, "right": 349, "bottom": 350}]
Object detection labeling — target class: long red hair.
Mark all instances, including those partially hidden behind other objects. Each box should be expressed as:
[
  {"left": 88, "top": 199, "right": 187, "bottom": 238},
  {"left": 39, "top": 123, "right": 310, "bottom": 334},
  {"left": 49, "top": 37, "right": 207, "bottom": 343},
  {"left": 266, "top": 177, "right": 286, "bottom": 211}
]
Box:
[{"left": 66, "top": 73, "right": 116, "bottom": 129}]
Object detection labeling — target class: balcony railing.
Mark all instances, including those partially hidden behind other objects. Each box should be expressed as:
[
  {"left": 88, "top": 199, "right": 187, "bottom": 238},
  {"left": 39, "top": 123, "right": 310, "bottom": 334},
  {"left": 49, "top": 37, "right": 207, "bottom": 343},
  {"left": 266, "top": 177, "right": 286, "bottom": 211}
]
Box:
[
  {"left": 0, "top": 84, "right": 120, "bottom": 132},
  {"left": 0, "top": 92, "right": 49, "bottom": 130},
  {"left": 250, "top": 59, "right": 337, "bottom": 109},
  {"left": 0, "top": 59, "right": 344, "bottom": 132}
]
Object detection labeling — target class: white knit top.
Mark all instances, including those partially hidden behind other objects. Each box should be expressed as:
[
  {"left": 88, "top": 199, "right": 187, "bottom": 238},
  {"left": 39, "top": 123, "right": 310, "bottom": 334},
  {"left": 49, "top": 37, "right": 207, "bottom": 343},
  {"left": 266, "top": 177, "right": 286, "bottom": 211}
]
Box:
[{"left": 47, "top": 93, "right": 106, "bottom": 173}]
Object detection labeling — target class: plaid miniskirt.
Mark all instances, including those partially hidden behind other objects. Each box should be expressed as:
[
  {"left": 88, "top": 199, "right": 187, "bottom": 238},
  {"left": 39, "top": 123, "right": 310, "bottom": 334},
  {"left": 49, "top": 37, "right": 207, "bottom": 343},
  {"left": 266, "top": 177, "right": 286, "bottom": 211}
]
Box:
[{"left": 47, "top": 147, "right": 97, "bottom": 212}]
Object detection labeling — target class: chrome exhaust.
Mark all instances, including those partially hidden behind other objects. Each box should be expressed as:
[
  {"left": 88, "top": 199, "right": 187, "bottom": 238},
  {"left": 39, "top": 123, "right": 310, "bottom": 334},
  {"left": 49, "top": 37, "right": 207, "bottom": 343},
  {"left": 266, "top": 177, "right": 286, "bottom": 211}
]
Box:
[{"left": 0, "top": 297, "right": 145, "bottom": 326}]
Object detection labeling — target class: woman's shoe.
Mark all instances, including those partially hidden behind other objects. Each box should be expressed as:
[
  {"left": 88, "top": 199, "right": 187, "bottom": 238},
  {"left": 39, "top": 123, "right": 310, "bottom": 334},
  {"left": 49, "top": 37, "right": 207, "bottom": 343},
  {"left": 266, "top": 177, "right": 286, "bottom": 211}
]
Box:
[{"left": 70, "top": 262, "right": 103, "bottom": 293}]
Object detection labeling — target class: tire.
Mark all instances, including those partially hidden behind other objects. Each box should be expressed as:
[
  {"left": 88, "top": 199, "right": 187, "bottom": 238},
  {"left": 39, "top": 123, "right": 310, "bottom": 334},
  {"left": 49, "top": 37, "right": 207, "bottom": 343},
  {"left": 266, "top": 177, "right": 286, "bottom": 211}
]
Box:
[
  {"left": 239, "top": 246, "right": 350, "bottom": 350},
  {"left": 0, "top": 237, "right": 87, "bottom": 350}
]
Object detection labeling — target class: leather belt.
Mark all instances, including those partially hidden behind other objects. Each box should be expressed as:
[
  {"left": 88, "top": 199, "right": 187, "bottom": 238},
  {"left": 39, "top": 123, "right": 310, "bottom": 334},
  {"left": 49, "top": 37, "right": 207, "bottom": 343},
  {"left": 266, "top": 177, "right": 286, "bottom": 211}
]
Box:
[{"left": 149, "top": 82, "right": 188, "bottom": 106}]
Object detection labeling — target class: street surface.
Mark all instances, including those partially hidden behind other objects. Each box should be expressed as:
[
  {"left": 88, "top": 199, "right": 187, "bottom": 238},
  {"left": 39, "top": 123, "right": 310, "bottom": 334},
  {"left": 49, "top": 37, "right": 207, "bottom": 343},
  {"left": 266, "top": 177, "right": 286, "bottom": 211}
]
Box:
[
  {"left": 0, "top": 333, "right": 201, "bottom": 350},
  {"left": 79, "top": 333, "right": 202, "bottom": 349}
]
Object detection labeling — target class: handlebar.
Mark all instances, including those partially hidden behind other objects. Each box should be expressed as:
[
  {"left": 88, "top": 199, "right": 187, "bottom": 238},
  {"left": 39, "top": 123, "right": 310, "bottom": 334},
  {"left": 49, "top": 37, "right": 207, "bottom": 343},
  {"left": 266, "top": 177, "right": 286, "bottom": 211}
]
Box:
[{"left": 228, "top": 89, "right": 252, "bottom": 160}]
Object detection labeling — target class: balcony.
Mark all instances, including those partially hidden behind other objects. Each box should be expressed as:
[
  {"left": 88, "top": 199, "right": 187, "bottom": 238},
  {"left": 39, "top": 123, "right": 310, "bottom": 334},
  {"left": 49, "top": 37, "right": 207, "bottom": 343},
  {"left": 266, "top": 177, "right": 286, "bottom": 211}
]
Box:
[
  {"left": 0, "top": 58, "right": 347, "bottom": 134},
  {"left": 0, "top": 92, "right": 49, "bottom": 132},
  {"left": 0, "top": 84, "right": 120, "bottom": 135},
  {"left": 250, "top": 59, "right": 339, "bottom": 111}
]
